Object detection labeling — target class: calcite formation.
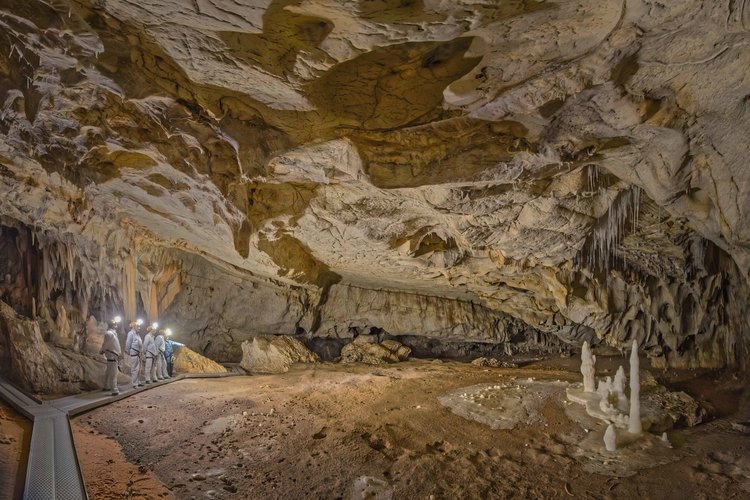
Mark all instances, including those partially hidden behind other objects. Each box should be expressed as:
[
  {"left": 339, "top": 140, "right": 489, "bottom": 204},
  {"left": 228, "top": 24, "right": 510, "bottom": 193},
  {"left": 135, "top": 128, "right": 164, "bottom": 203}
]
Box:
[
  {"left": 340, "top": 337, "right": 411, "bottom": 365},
  {"left": 172, "top": 344, "right": 227, "bottom": 375},
  {"left": 1, "top": 0, "right": 749, "bottom": 376},
  {"left": 240, "top": 334, "right": 319, "bottom": 373}
]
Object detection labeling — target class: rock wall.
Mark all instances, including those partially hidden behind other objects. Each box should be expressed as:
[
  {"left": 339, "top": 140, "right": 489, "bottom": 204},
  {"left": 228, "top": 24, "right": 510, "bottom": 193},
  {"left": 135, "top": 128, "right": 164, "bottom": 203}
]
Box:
[
  {"left": 160, "top": 253, "right": 315, "bottom": 362},
  {"left": 316, "top": 284, "right": 515, "bottom": 342},
  {"left": 158, "top": 255, "right": 559, "bottom": 363},
  {"left": 0, "top": 301, "right": 126, "bottom": 395}
]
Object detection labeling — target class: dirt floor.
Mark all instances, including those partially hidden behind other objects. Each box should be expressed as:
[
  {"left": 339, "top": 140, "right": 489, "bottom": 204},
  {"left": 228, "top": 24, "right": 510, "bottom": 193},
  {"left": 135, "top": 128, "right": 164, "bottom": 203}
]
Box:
[
  {"left": 70, "top": 358, "right": 750, "bottom": 499},
  {"left": 0, "top": 400, "right": 30, "bottom": 500}
]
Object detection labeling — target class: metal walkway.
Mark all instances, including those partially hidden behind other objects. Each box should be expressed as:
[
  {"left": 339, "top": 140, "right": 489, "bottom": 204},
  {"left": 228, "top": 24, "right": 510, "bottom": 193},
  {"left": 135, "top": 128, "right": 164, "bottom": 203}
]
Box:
[{"left": 0, "top": 370, "right": 241, "bottom": 500}]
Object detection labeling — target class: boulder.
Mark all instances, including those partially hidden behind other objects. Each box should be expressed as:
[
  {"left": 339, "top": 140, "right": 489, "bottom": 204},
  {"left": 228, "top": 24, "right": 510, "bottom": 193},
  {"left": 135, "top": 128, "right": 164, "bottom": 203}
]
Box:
[
  {"left": 340, "top": 339, "right": 411, "bottom": 365},
  {"left": 471, "top": 357, "right": 518, "bottom": 368},
  {"left": 640, "top": 384, "right": 709, "bottom": 432},
  {"left": 172, "top": 345, "right": 227, "bottom": 374},
  {"left": 637, "top": 371, "right": 708, "bottom": 431},
  {"left": 240, "top": 335, "right": 320, "bottom": 374}
]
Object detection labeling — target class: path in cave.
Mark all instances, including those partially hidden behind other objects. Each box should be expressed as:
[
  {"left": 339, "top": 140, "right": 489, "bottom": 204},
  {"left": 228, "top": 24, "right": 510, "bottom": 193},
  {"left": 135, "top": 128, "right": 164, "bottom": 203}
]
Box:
[{"left": 0, "top": 371, "right": 240, "bottom": 500}]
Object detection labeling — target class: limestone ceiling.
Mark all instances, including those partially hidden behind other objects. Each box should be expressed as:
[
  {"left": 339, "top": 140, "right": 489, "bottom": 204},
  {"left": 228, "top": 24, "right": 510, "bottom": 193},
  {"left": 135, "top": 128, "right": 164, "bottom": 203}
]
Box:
[{"left": 1, "top": 0, "right": 749, "bottom": 330}]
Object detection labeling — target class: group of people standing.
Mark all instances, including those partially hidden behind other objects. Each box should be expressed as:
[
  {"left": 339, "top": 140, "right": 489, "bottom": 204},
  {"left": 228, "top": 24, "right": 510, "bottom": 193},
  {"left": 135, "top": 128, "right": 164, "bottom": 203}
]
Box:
[{"left": 99, "top": 317, "right": 176, "bottom": 396}]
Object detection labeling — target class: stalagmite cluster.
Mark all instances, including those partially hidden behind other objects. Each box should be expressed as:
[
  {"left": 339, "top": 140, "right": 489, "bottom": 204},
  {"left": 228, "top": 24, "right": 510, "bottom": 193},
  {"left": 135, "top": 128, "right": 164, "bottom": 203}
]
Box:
[
  {"left": 564, "top": 339, "right": 687, "bottom": 458},
  {"left": 571, "top": 342, "right": 637, "bottom": 427}
]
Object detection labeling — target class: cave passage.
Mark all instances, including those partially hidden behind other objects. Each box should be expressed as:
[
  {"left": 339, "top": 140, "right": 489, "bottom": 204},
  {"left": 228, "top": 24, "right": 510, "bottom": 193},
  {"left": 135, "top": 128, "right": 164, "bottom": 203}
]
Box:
[{"left": 1, "top": 0, "right": 750, "bottom": 498}]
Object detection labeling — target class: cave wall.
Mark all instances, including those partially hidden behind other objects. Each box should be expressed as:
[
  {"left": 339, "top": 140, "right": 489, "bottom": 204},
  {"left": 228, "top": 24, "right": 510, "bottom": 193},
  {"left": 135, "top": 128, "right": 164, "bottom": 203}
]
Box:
[
  {"left": 555, "top": 257, "right": 750, "bottom": 370},
  {"left": 315, "top": 284, "right": 525, "bottom": 343},
  {"left": 159, "top": 253, "right": 316, "bottom": 362},
  {"left": 0, "top": 226, "right": 33, "bottom": 317},
  {"left": 158, "top": 253, "right": 559, "bottom": 363}
]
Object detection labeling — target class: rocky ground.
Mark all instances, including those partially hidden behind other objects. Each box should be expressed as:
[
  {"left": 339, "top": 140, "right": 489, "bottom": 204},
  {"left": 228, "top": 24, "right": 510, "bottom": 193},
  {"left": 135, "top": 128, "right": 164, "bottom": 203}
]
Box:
[
  {"left": 0, "top": 401, "right": 30, "bottom": 499},
  {"left": 71, "top": 359, "right": 750, "bottom": 499}
]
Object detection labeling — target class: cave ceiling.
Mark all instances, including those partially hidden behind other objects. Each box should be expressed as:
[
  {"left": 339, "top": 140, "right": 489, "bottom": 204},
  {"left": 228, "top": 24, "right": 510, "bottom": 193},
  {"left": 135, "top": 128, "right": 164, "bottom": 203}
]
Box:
[{"left": 1, "top": 0, "right": 749, "bottom": 363}]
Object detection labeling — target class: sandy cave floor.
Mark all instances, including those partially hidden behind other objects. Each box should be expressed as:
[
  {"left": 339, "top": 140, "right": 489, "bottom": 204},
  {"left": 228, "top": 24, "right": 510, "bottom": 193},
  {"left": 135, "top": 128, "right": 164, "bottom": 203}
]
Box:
[
  {"left": 0, "top": 401, "right": 30, "bottom": 499},
  {"left": 71, "top": 358, "right": 750, "bottom": 499}
]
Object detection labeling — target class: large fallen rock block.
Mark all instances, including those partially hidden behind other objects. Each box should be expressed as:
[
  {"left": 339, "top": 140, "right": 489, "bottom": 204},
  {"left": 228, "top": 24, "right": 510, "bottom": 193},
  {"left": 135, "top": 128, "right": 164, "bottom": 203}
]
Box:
[
  {"left": 240, "top": 335, "right": 320, "bottom": 373},
  {"left": 173, "top": 345, "right": 227, "bottom": 374},
  {"left": 0, "top": 301, "right": 127, "bottom": 394},
  {"left": 639, "top": 371, "right": 709, "bottom": 432},
  {"left": 340, "top": 339, "right": 411, "bottom": 365}
]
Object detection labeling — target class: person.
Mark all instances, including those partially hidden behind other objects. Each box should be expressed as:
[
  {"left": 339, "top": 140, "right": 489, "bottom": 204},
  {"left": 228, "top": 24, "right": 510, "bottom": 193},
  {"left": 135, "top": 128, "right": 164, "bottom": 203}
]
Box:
[
  {"left": 154, "top": 328, "right": 170, "bottom": 380},
  {"left": 100, "top": 319, "right": 122, "bottom": 396},
  {"left": 127, "top": 322, "right": 144, "bottom": 389},
  {"left": 143, "top": 325, "right": 159, "bottom": 383},
  {"left": 164, "top": 333, "right": 175, "bottom": 377},
  {"left": 125, "top": 320, "right": 139, "bottom": 371}
]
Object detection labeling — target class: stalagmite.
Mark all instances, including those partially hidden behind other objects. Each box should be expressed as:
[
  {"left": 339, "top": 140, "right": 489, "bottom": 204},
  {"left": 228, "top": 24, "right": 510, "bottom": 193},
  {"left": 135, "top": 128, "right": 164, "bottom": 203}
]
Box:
[
  {"left": 628, "top": 339, "right": 642, "bottom": 434},
  {"left": 580, "top": 341, "right": 596, "bottom": 392},
  {"left": 604, "top": 424, "right": 617, "bottom": 451},
  {"left": 613, "top": 365, "right": 629, "bottom": 411}
]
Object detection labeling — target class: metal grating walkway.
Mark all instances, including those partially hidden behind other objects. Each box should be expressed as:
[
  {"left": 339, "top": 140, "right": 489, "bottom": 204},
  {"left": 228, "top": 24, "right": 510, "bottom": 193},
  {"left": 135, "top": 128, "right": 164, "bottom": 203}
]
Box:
[{"left": 0, "top": 370, "right": 240, "bottom": 499}]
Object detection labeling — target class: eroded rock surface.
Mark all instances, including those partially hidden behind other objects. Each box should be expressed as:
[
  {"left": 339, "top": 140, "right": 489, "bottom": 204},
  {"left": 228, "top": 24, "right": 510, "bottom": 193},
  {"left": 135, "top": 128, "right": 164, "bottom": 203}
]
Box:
[
  {"left": 172, "top": 345, "right": 227, "bottom": 375},
  {"left": 240, "top": 335, "right": 319, "bottom": 373},
  {"left": 0, "top": 0, "right": 749, "bottom": 384},
  {"left": 340, "top": 338, "right": 411, "bottom": 365},
  {"left": 0, "top": 301, "right": 127, "bottom": 394}
]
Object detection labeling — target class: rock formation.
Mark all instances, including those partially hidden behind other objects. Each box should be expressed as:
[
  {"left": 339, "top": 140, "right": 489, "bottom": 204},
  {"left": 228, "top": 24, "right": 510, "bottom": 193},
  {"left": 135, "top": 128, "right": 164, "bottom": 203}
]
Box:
[
  {"left": 629, "top": 340, "right": 642, "bottom": 434},
  {"left": 604, "top": 424, "right": 617, "bottom": 452},
  {"left": 581, "top": 341, "right": 596, "bottom": 392},
  {"left": 0, "top": 301, "right": 127, "bottom": 394},
  {"left": 240, "top": 335, "right": 319, "bottom": 373},
  {"left": 470, "top": 358, "right": 517, "bottom": 369},
  {"left": 340, "top": 338, "right": 411, "bottom": 365},
  {"left": 172, "top": 345, "right": 227, "bottom": 375},
  {"left": 567, "top": 343, "right": 706, "bottom": 433},
  {"left": 0, "top": 0, "right": 749, "bottom": 388}
]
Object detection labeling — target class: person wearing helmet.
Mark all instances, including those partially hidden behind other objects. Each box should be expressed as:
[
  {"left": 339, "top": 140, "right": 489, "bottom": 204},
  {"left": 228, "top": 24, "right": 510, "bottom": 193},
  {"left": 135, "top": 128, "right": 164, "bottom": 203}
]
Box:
[
  {"left": 154, "top": 329, "right": 168, "bottom": 380},
  {"left": 100, "top": 318, "right": 123, "bottom": 396},
  {"left": 164, "top": 332, "right": 175, "bottom": 377},
  {"left": 143, "top": 324, "right": 159, "bottom": 383},
  {"left": 125, "top": 320, "right": 139, "bottom": 372},
  {"left": 127, "top": 322, "right": 144, "bottom": 389}
]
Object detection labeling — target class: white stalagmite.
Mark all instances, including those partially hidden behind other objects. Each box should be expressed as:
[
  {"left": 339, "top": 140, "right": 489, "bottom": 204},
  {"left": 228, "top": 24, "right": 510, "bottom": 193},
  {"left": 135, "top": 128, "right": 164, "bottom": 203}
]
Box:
[
  {"left": 581, "top": 341, "right": 596, "bottom": 392},
  {"left": 628, "top": 339, "right": 642, "bottom": 434},
  {"left": 613, "top": 365, "right": 629, "bottom": 411},
  {"left": 604, "top": 424, "right": 617, "bottom": 451}
]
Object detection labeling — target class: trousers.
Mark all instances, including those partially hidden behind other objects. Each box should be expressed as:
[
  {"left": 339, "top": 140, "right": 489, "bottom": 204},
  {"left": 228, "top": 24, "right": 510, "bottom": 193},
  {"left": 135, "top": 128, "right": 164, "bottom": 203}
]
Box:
[
  {"left": 105, "top": 359, "right": 119, "bottom": 393},
  {"left": 130, "top": 351, "right": 141, "bottom": 387},
  {"left": 145, "top": 355, "right": 157, "bottom": 382}
]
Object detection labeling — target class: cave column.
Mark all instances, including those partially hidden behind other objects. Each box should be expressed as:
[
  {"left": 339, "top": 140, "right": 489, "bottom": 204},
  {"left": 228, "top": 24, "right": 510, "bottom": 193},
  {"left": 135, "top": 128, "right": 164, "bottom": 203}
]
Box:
[{"left": 123, "top": 253, "right": 137, "bottom": 320}]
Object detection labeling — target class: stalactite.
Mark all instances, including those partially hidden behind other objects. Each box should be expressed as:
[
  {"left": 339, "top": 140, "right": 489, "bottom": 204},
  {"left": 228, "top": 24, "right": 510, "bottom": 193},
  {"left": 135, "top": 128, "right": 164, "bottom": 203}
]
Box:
[
  {"left": 147, "top": 281, "right": 159, "bottom": 320},
  {"left": 159, "top": 269, "right": 182, "bottom": 314},
  {"left": 123, "top": 253, "right": 137, "bottom": 320},
  {"left": 579, "top": 184, "right": 642, "bottom": 272},
  {"left": 138, "top": 249, "right": 184, "bottom": 321}
]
